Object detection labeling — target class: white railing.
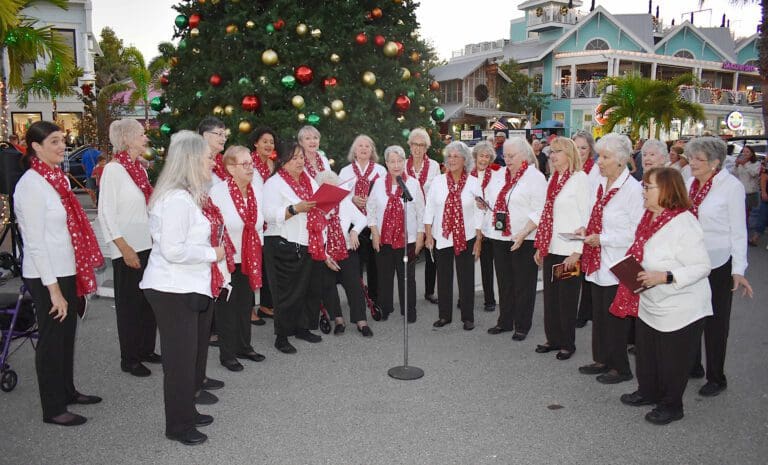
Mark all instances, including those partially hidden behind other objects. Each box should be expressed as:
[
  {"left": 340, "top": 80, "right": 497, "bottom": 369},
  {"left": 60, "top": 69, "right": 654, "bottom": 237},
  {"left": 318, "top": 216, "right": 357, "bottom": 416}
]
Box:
[
  {"left": 553, "top": 80, "right": 602, "bottom": 99},
  {"left": 679, "top": 86, "right": 762, "bottom": 106}
]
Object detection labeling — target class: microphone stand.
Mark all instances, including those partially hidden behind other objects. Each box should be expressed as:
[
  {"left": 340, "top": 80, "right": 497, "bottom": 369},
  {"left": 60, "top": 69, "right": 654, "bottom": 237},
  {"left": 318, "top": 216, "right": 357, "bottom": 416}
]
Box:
[{"left": 388, "top": 175, "right": 424, "bottom": 380}]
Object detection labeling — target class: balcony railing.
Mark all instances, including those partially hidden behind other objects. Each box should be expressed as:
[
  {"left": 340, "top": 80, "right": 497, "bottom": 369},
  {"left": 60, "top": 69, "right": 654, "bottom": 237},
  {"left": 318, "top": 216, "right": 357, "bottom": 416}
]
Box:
[
  {"left": 553, "top": 80, "right": 601, "bottom": 99},
  {"left": 527, "top": 9, "right": 579, "bottom": 28},
  {"left": 679, "top": 86, "right": 762, "bottom": 106}
]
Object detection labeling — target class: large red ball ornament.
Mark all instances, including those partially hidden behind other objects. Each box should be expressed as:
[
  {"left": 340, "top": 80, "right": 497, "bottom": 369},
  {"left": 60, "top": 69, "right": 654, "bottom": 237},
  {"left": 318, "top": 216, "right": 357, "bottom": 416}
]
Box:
[
  {"left": 395, "top": 95, "right": 411, "bottom": 112},
  {"left": 209, "top": 73, "right": 222, "bottom": 86},
  {"left": 374, "top": 35, "right": 386, "bottom": 47},
  {"left": 355, "top": 32, "right": 368, "bottom": 45},
  {"left": 294, "top": 65, "right": 314, "bottom": 85},
  {"left": 189, "top": 13, "right": 201, "bottom": 28},
  {"left": 241, "top": 95, "right": 261, "bottom": 112},
  {"left": 322, "top": 76, "right": 338, "bottom": 89},
  {"left": 160, "top": 73, "right": 170, "bottom": 87},
  {"left": 274, "top": 18, "right": 285, "bottom": 30},
  {"left": 395, "top": 41, "right": 404, "bottom": 56}
]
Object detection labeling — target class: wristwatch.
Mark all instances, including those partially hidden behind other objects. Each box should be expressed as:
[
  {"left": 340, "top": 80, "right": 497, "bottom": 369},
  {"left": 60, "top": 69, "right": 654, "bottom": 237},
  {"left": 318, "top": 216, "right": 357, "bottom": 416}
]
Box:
[
  {"left": 666, "top": 271, "right": 674, "bottom": 284},
  {"left": 287, "top": 204, "right": 297, "bottom": 216}
]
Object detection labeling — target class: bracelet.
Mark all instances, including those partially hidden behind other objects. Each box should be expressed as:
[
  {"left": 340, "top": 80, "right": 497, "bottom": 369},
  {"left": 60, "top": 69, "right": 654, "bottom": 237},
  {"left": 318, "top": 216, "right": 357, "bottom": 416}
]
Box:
[{"left": 287, "top": 204, "right": 297, "bottom": 216}]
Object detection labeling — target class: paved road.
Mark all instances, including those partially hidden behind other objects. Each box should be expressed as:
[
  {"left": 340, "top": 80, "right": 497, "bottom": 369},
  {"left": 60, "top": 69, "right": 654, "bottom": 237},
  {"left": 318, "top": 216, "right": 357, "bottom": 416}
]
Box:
[{"left": 1, "top": 245, "right": 766, "bottom": 465}]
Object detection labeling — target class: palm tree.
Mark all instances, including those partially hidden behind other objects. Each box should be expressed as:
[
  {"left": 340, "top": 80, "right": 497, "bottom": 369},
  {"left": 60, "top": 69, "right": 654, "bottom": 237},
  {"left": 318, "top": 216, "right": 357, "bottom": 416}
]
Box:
[
  {"left": 597, "top": 73, "right": 657, "bottom": 141},
  {"left": 16, "top": 58, "right": 83, "bottom": 120},
  {"left": 0, "top": 0, "right": 76, "bottom": 139},
  {"left": 647, "top": 73, "right": 705, "bottom": 139},
  {"left": 122, "top": 46, "right": 169, "bottom": 129}
]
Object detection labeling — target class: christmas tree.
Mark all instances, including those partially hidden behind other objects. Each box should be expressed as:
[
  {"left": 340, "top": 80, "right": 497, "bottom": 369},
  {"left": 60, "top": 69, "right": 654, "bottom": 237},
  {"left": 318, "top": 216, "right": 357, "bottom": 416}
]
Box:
[{"left": 152, "top": 0, "right": 446, "bottom": 167}]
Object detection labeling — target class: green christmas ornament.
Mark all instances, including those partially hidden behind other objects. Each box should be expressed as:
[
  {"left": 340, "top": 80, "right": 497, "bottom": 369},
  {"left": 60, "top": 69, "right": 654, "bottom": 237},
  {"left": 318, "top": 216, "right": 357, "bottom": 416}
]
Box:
[
  {"left": 307, "top": 113, "right": 321, "bottom": 126},
  {"left": 175, "top": 15, "right": 189, "bottom": 29},
  {"left": 238, "top": 76, "right": 252, "bottom": 86},
  {"left": 281, "top": 75, "right": 297, "bottom": 89},
  {"left": 407, "top": 90, "right": 416, "bottom": 99},
  {"left": 402, "top": 129, "right": 411, "bottom": 138},
  {"left": 160, "top": 123, "right": 173, "bottom": 136},
  {"left": 195, "top": 90, "right": 204, "bottom": 99},
  {"left": 431, "top": 107, "right": 446, "bottom": 121},
  {"left": 178, "top": 38, "right": 188, "bottom": 51},
  {"left": 150, "top": 96, "right": 165, "bottom": 111},
  {"left": 266, "top": 24, "right": 275, "bottom": 34}
]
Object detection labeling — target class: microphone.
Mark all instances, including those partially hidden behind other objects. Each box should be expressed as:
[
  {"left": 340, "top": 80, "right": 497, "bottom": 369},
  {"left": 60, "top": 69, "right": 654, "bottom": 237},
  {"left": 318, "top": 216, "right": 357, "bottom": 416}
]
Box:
[{"left": 395, "top": 175, "right": 413, "bottom": 202}]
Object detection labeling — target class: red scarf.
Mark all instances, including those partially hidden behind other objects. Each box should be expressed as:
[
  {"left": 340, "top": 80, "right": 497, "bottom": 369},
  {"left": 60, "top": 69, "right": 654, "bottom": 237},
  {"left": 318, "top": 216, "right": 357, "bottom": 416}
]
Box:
[
  {"left": 534, "top": 170, "right": 572, "bottom": 258},
  {"left": 688, "top": 172, "right": 717, "bottom": 218},
  {"left": 201, "top": 197, "right": 236, "bottom": 297},
  {"left": 212, "top": 152, "right": 229, "bottom": 181},
  {"left": 581, "top": 182, "right": 621, "bottom": 275},
  {"left": 380, "top": 174, "right": 406, "bottom": 249},
  {"left": 305, "top": 151, "right": 326, "bottom": 179},
  {"left": 114, "top": 151, "right": 153, "bottom": 204},
  {"left": 442, "top": 171, "right": 469, "bottom": 255},
  {"left": 325, "top": 206, "right": 349, "bottom": 261},
  {"left": 277, "top": 169, "right": 325, "bottom": 260},
  {"left": 30, "top": 157, "right": 104, "bottom": 296},
  {"left": 609, "top": 208, "right": 686, "bottom": 318},
  {"left": 226, "top": 177, "right": 262, "bottom": 290},
  {"left": 493, "top": 162, "right": 528, "bottom": 236},
  {"left": 250, "top": 151, "right": 272, "bottom": 181},
  {"left": 471, "top": 166, "right": 494, "bottom": 196},
  {"left": 407, "top": 156, "right": 430, "bottom": 188},
  {"left": 583, "top": 157, "right": 595, "bottom": 174},
  {"left": 352, "top": 161, "right": 376, "bottom": 214}
]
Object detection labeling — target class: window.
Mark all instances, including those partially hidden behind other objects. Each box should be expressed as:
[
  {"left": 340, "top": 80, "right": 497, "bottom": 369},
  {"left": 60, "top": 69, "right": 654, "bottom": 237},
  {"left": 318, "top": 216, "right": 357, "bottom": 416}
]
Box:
[
  {"left": 474, "top": 84, "right": 489, "bottom": 102},
  {"left": 440, "top": 80, "right": 463, "bottom": 103},
  {"left": 585, "top": 39, "right": 609, "bottom": 51},
  {"left": 674, "top": 50, "right": 694, "bottom": 59},
  {"left": 11, "top": 112, "right": 43, "bottom": 140},
  {"left": 53, "top": 29, "right": 77, "bottom": 66}
]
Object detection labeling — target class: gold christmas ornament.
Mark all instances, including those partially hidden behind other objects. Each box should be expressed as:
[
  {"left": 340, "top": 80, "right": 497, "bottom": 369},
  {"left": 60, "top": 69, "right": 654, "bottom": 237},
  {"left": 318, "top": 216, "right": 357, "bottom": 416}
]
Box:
[
  {"left": 397, "top": 19, "right": 404, "bottom": 25},
  {"left": 410, "top": 51, "right": 421, "bottom": 63},
  {"left": 397, "top": 115, "right": 406, "bottom": 123},
  {"left": 296, "top": 23, "right": 308, "bottom": 35},
  {"left": 297, "top": 113, "right": 306, "bottom": 123},
  {"left": 190, "top": 28, "right": 200, "bottom": 37},
  {"left": 170, "top": 56, "right": 179, "bottom": 67},
  {"left": 259, "top": 75, "right": 269, "bottom": 85},
  {"left": 322, "top": 106, "right": 332, "bottom": 116},
  {"left": 238, "top": 120, "right": 252, "bottom": 133},
  {"left": 400, "top": 67, "right": 411, "bottom": 81},
  {"left": 224, "top": 105, "right": 235, "bottom": 115},
  {"left": 311, "top": 28, "right": 322, "bottom": 38},
  {"left": 410, "top": 31, "right": 418, "bottom": 39},
  {"left": 245, "top": 20, "right": 255, "bottom": 29},
  {"left": 419, "top": 106, "right": 426, "bottom": 113},
  {"left": 330, "top": 53, "right": 341, "bottom": 63},
  {"left": 374, "top": 88, "right": 384, "bottom": 99},
  {"left": 261, "top": 49, "right": 278, "bottom": 66},
  {"left": 291, "top": 95, "right": 306, "bottom": 109},
  {"left": 213, "top": 105, "right": 224, "bottom": 115},
  {"left": 172, "top": 109, "right": 180, "bottom": 116},
  {"left": 330, "top": 99, "right": 344, "bottom": 112},
  {"left": 334, "top": 110, "right": 347, "bottom": 121},
  {"left": 226, "top": 24, "right": 238, "bottom": 34},
  {"left": 192, "top": 48, "right": 200, "bottom": 54},
  {"left": 361, "top": 71, "right": 376, "bottom": 86},
  {"left": 383, "top": 41, "right": 398, "bottom": 58}
]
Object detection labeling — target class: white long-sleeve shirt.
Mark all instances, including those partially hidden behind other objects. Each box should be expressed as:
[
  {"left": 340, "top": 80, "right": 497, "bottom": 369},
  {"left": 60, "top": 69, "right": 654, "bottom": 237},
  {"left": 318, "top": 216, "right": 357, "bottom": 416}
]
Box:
[
  {"left": 14, "top": 170, "right": 76, "bottom": 285},
  {"left": 97, "top": 162, "right": 153, "bottom": 259},
  {"left": 263, "top": 173, "right": 319, "bottom": 246},
  {"left": 408, "top": 156, "right": 440, "bottom": 197},
  {"left": 366, "top": 174, "right": 425, "bottom": 244},
  {"left": 584, "top": 169, "right": 645, "bottom": 286},
  {"left": 685, "top": 169, "right": 748, "bottom": 275},
  {"left": 139, "top": 190, "right": 218, "bottom": 297},
  {"left": 639, "top": 211, "right": 712, "bottom": 332},
  {"left": 424, "top": 173, "right": 484, "bottom": 250},
  {"left": 209, "top": 181, "right": 264, "bottom": 264},
  {"left": 536, "top": 170, "right": 591, "bottom": 256},
  {"left": 338, "top": 161, "right": 387, "bottom": 198},
  {"left": 482, "top": 165, "right": 547, "bottom": 242},
  {"left": 335, "top": 198, "right": 368, "bottom": 250},
  {"left": 730, "top": 160, "right": 761, "bottom": 194}
]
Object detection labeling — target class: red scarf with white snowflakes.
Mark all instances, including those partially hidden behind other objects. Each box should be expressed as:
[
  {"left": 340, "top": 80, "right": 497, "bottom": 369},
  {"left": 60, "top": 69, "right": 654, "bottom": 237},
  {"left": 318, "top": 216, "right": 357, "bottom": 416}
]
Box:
[
  {"left": 534, "top": 169, "right": 572, "bottom": 258},
  {"left": 114, "top": 151, "right": 153, "bottom": 204},
  {"left": 278, "top": 169, "right": 325, "bottom": 260},
  {"left": 226, "top": 177, "right": 262, "bottom": 290},
  {"left": 352, "top": 161, "right": 375, "bottom": 214},
  {"left": 250, "top": 151, "right": 272, "bottom": 182},
  {"left": 471, "top": 166, "right": 494, "bottom": 196},
  {"left": 609, "top": 208, "right": 686, "bottom": 318},
  {"left": 30, "top": 156, "right": 104, "bottom": 296},
  {"left": 583, "top": 157, "right": 595, "bottom": 174},
  {"left": 493, "top": 162, "right": 528, "bottom": 236},
  {"left": 581, "top": 182, "right": 621, "bottom": 275},
  {"left": 442, "top": 170, "right": 469, "bottom": 255},
  {"left": 688, "top": 172, "right": 717, "bottom": 218},
  {"left": 407, "top": 156, "right": 430, "bottom": 195},
  {"left": 212, "top": 152, "right": 229, "bottom": 181},
  {"left": 380, "top": 174, "right": 406, "bottom": 249},
  {"left": 201, "top": 197, "right": 236, "bottom": 298},
  {"left": 325, "top": 206, "right": 349, "bottom": 262},
  {"left": 304, "top": 151, "right": 326, "bottom": 179}
]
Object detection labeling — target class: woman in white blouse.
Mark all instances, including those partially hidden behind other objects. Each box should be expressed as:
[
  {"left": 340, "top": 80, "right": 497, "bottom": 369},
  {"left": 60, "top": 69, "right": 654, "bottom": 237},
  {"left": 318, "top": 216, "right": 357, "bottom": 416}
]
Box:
[
  {"left": 684, "top": 137, "right": 753, "bottom": 397},
  {"left": 198, "top": 117, "right": 228, "bottom": 185},
  {"left": 730, "top": 145, "right": 762, "bottom": 215},
  {"left": 424, "top": 141, "right": 483, "bottom": 330},
  {"left": 139, "top": 131, "right": 224, "bottom": 445},
  {"left": 15, "top": 121, "right": 103, "bottom": 427},
  {"left": 98, "top": 119, "right": 158, "bottom": 378},
  {"left": 263, "top": 142, "right": 322, "bottom": 354},
  {"left": 298, "top": 125, "right": 332, "bottom": 179},
  {"left": 368, "top": 145, "right": 425, "bottom": 323},
  {"left": 483, "top": 138, "right": 546, "bottom": 341},
  {"left": 640, "top": 139, "right": 669, "bottom": 172},
  {"left": 619, "top": 167, "right": 712, "bottom": 426},
  {"left": 209, "top": 146, "right": 266, "bottom": 372},
  {"left": 533, "top": 137, "right": 590, "bottom": 360},
  {"left": 406, "top": 128, "right": 440, "bottom": 305},
  {"left": 576, "top": 134, "right": 643, "bottom": 384},
  {"left": 471, "top": 141, "right": 498, "bottom": 313}
]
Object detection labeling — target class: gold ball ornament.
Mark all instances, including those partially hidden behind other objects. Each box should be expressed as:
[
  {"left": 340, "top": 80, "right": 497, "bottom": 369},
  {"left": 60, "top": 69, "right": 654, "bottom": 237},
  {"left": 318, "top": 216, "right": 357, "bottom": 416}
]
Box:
[
  {"left": 397, "top": 19, "right": 404, "bottom": 25},
  {"left": 400, "top": 68, "right": 411, "bottom": 81},
  {"left": 297, "top": 113, "right": 306, "bottom": 123},
  {"left": 361, "top": 71, "right": 377, "bottom": 86},
  {"left": 291, "top": 95, "right": 306, "bottom": 109},
  {"left": 190, "top": 28, "right": 200, "bottom": 38},
  {"left": 261, "top": 49, "right": 278, "bottom": 66},
  {"left": 192, "top": 48, "right": 200, "bottom": 54},
  {"left": 245, "top": 20, "right": 255, "bottom": 29},
  {"left": 419, "top": 106, "right": 426, "bottom": 113},
  {"left": 397, "top": 115, "right": 406, "bottom": 123},
  {"left": 374, "top": 88, "right": 385, "bottom": 99},
  {"left": 296, "top": 23, "right": 308, "bottom": 36},
  {"left": 224, "top": 105, "right": 235, "bottom": 115},
  {"left": 172, "top": 109, "right": 180, "bottom": 116},
  {"left": 330, "top": 53, "right": 341, "bottom": 64},
  {"left": 238, "top": 120, "right": 252, "bottom": 133},
  {"left": 322, "top": 106, "right": 332, "bottom": 117},
  {"left": 226, "top": 24, "right": 238, "bottom": 34},
  {"left": 213, "top": 105, "right": 224, "bottom": 115},
  {"left": 311, "top": 28, "right": 322, "bottom": 38},
  {"left": 259, "top": 75, "right": 268, "bottom": 85},
  {"left": 170, "top": 56, "right": 179, "bottom": 67},
  {"left": 334, "top": 110, "right": 347, "bottom": 121},
  {"left": 330, "top": 99, "right": 344, "bottom": 112},
  {"left": 383, "top": 41, "right": 398, "bottom": 58},
  {"left": 410, "top": 51, "right": 421, "bottom": 63}
]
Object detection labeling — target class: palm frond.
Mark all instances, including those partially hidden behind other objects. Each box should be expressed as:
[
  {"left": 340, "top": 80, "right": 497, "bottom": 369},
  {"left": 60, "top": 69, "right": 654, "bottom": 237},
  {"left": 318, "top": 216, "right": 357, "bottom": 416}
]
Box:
[{"left": 4, "top": 20, "right": 76, "bottom": 89}]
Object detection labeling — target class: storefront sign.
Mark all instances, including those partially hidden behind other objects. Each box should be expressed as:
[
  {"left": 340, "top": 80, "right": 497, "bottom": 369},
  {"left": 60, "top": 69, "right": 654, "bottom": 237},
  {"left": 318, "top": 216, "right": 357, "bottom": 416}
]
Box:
[
  {"left": 726, "top": 111, "right": 744, "bottom": 131},
  {"left": 721, "top": 62, "right": 757, "bottom": 72}
]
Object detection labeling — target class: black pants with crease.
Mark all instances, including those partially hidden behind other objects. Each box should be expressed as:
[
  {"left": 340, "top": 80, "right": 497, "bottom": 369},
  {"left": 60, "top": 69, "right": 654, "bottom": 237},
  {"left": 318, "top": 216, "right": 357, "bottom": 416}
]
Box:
[
  {"left": 264, "top": 236, "right": 314, "bottom": 337},
  {"left": 215, "top": 265, "right": 255, "bottom": 362},
  {"left": 692, "top": 259, "right": 733, "bottom": 385},
  {"left": 435, "top": 239, "right": 476, "bottom": 323},
  {"left": 113, "top": 249, "right": 157, "bottom": 364},
  {"left": 542, "top": 254, "right": 580, "bottom": 352},
  {"left": 493, "top": 239, "right": 537, "bottom": 334},
  {"left": 590, "top": 283, "right": 631, "bottom": 375},
  {"left": 377, "top": 243, "right": 417, "bottom": 318}
]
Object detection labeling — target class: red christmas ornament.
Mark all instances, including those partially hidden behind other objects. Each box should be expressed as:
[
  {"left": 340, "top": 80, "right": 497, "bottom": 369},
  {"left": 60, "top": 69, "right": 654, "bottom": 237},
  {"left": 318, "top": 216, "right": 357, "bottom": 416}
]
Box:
[
  {"left": 371, "top": 8, "right": 383, "bottom": 19},
  {"left": 414, "top": 72, "right": 422, "bottom": 79},
  {"left": 274, "top": 18, "right": 285, "bottom": 30},
  {"left": 374, "top": 35, "right": 386, "bottom": 47},
  {"left": 355, "top": 32, "right": 368, "bottom": 45},
  {"left": 241, "top": 95, "right": 261, "bottom": 112},
  {"left": 209, "top": 73, "right": 222, "bottom": 86},
  {"left": 189, "top": 13, "right": 201, "bottom": 28},
  {"left": 160, "top": 73, "right": 170, "bottom": 87},
  {"left": 294, "top": 65, "right": 314, "bottom": 85},
  {"left": 429, "top": 80, "right": 440, "bottom": 91},
  {"left": 394, "top": 95, "right": 411, "bottom": 112},
  {"left": 395, "top": 41, "right": 404, "bottom": 56},
  {"left": 322, "top": 76, "right": 338, "bottom": 89}
]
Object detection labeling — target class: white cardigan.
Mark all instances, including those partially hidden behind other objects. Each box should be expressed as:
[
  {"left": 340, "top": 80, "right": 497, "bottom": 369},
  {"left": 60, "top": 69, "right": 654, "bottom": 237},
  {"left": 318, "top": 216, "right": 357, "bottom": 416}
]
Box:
[
  {"left": 209, "top": 181, "right": 264, "bottom": 264},
  {"left": 482, "top": 165, "right": 547, "bottom": 242},
  {"left": 263, "top": 173, "right": 319, "bottom": 246},
  {"left": 424, "top": 174, "right": 484, "bottom": 250}
]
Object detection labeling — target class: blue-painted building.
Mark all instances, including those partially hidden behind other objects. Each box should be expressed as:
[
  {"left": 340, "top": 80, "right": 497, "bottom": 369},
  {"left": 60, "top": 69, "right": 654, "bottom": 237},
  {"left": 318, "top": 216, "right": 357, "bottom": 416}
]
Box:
[{"left": 430, "top": 0, "right": 763, "bottom": 139}]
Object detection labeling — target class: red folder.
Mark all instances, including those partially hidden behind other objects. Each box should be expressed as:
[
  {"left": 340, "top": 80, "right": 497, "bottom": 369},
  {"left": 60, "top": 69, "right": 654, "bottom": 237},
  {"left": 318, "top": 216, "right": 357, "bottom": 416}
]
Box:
[
  {"left": 310, "top": 184, "right": 350, "bottom": 213},
  {"left": 609, "top": 255, "right": 653, "bottom": 294}
]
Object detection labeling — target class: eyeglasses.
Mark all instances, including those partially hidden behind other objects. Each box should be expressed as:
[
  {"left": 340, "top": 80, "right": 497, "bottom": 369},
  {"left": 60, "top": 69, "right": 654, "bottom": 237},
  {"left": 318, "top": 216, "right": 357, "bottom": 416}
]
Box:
[
  {"left": 409, "top": 142, "right": 427, "bottom": 148},
  {"left": 642, "top": 183, "right": 658, "bottom": 191},
  {"left": 230, "top": 161, "right": 254, "bottom": 169},
  {"left": 206, "top": 130, "right": 227, "bottom": 139}
]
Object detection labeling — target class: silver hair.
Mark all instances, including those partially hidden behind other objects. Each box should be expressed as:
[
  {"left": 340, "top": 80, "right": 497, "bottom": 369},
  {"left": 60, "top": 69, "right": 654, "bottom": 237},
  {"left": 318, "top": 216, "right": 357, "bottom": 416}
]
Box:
[
  {"left": 685, "top": 136, "right": 727, "bottom": 166},
  {"left": 572, "top": 130, "right": 596, "bottom": 157},
  {"left": 407, "top": 128, "right": 431, "bottom": 148},
  {"left": 641, "top": 139, "right": 670, "bottom": 163},
  {"left": 472, "top": 141, "right": 495, "bottom": 161},
  {"left": 315, "top": 170, "right": 340, "bottom": 185},
  {"left": 347, "top": 134, "right": 379, "bottom": 163},
  {"left": 595, "top": 133, "right": 633, "bottom": 166},
  {"left": 443, "top": 141, "right": 474, "bottom": 172},
  {"left": 503, "top": 137, "right": 537, "bottom": 165},
  {"left": 108, "top": 119, "right": 143, "bottom": 153},
  {"left": 297, "top": 125, "right": 320, "bottom": 142},
  {"left": 222, "top": 144, "right": 250, "bottom": 165},
  {"left": 384, "top": 145, "right": 406, "bottom": 163},
  {"left": 149, "top": 130, "right": 210, "bottom": 209}
]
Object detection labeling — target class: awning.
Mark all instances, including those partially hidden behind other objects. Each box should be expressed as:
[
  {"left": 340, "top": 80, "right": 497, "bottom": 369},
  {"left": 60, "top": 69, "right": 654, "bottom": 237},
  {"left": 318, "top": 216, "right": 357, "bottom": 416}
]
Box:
[{"left": 464, "top": 108, "right": 525, "bottom": 118}]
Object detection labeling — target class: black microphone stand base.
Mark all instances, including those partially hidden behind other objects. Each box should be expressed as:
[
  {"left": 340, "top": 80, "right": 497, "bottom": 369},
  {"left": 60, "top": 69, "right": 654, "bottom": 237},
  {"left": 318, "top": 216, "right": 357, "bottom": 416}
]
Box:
[{"left": 388, "top": 365, "right": 424, "bottom": 380}]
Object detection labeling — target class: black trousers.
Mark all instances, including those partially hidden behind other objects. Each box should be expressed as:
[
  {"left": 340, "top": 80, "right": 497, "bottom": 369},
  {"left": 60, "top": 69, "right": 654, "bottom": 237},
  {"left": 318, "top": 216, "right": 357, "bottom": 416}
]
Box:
[
  {"left": 542, "top": 254, "right": 580, "bottom": 352},
  {"left": 423, "top": 246, "right": 437, "bottom": 297},
  {"left": 258, "top": 254, "right": 273, "bottom": 308},
  {"left": 215, "top": 265, "right": 254, "bottom": 362},
  {"left": 264, "top": 236, "right": 314, "bottom": 337},
  {"left": 479, "top": 237, "right": 496, "bottom": 306},
  {"left": 590, "top": 283, "right": 631, "bottom": 375},
  {"left": 576, "top": 274, "right": 593, "bottom": 321},
  {"left": 377, "top": 243, "right": 416, "bottom": 318},
  {"left": 357, "top": 227, "right": 378, "bottom": 303},
  {"left": 113, "top": 249, "right": 157, "bottom": 364},
  {"left": 693, "top": 259, "right": 733, "bottom": 385},
  {"left": 493, "top": 239, "right": 538, "bottom": 334},
  {"left": 143, "top": 289, "right": 212, "bottom": 435},
  {"left": 636, "top": 317, "right": 704, "bottom": 412},
  {"left": 326, "top": 251, "right": 367, "bottom": 323},
  {"left": 24, "top": 276, "right": 79, "bottom": 419},
  {"left": 436, "top": 239, "right": 476, "bottom": 323},
  {"left": 307, "top": 259, "right": 344, "bottom": 330}
]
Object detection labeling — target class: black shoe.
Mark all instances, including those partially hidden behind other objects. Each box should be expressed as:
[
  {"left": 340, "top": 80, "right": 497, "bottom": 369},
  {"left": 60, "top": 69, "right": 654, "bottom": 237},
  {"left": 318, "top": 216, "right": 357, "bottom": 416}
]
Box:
[
  {"left": 208, "top": 337, "right": 220, "bottom": 347},
  {"left": 620, "top": 391, "right": 655, "bottom": 407},
  {"left": 275, "top": 336, "right": 297, "bottom": 354},
  {"left": 483, "top": 303, "right": 496, "bottom": 312},
  {"left": 555, "top": 350, "right": 574, "bottom": 360},
  {"left": 511, "top": 332, "right": 527, "bottom": 341},
  {"left": 433, "top": 318, "right": 451, "bottom": 327},
  {"left": 194, "top": 390, "right": 218, "bottom": 405},
  {"left": 140, "top": 352, "right": 162, "bottom": 364},
  {"left": 463, "top": 321, "right": 475, "bottom": 331},
  {"left": 236, "top": 351, "right": 265, "bottom": 362},
  {"left": 645, "top": 408, "right": 684, "bottom": 425},
  {"left": 699, "top": 381, "right": 727, "bottom": 397},
  {"left": 689, "top": 364, "right": 705, "bottom": 379},
  {"left": 166, "top": 428, "right": 208, "bottom": 445},
  {"left": 358, "top": 325, "right": 373, "bottom": 337},
  {"left": 43, "top": 412, "right": 87, "bottom": 427},
  {"left": 407, "top": 313, "right": 417, "bottom": 323},
  {"left": 578, "top": 363, "right": 609, "bottom": 375},
  {"left": 535, "top": 344, "right": 558, "bottom": 353},
  {"left": 257, "top": 308, "right": 274, "bottom": 319},
  {"left": 597, "top": 371, "right": 634, "bottom": 384},
  {"left": 380, "top": 311, "right": 390, "bottom": 321},
  {"left": 221, "top": 359, "right": 244, "bottom": 372},
  {"left": 121, "top": 361, "right": 151, "bottom": 377},
  {"left": 195, "top": 413, "right": 214, "bottom": 427},
  {"left": 202, "top": 377, "right": 224, "bottom": 390},
  {"left": 424, "top": 294, "right": 438, "bottom": 304},
  {"left": 333, "top": 324, "right": 346, "bottom": 335},
  {"left": 68, "top": 392, "right": 103, "bottom": 405},
  {"left": 575, "top": 318, "right": 588, "bottom": 328},
  {"left": 295, "top": 329, "right": 322, "bottom": 343},
  {"left": 487, "top": 326, "right": 510, "bottom": 335},
  {"left": 250, "top": 318, "right": 266, "bottom": 326}
]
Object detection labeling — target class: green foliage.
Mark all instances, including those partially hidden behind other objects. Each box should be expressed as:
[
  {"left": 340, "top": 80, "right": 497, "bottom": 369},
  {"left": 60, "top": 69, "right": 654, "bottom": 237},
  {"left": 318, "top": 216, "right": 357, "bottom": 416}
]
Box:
[
  {"left": 94, "top": 27, "right": 133, "bottom": 87},
  {"left": 16, "top": 58, "right": 83, "bottom": 115},
  {"left": 497, "top": 59, "right": 550, "bottom": 118},
  {"left": 154, "top": 0, "right": 444, "bottom": 168}
]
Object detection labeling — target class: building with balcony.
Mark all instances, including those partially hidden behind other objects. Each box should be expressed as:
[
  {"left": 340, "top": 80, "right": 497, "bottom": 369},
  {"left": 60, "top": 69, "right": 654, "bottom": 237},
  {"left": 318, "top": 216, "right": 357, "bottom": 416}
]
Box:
[
  {"left": 429, "top": 0, "right": 763, "bottom": 140},
  {"left": 8, "top": 0, "right": 100, "bottom": 142}
]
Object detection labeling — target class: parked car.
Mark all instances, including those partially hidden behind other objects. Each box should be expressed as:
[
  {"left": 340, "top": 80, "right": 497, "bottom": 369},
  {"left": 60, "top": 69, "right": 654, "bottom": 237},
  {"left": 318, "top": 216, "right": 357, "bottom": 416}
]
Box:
[{"left": 63, "top": 145, "right": 89, "bottom": 189}]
